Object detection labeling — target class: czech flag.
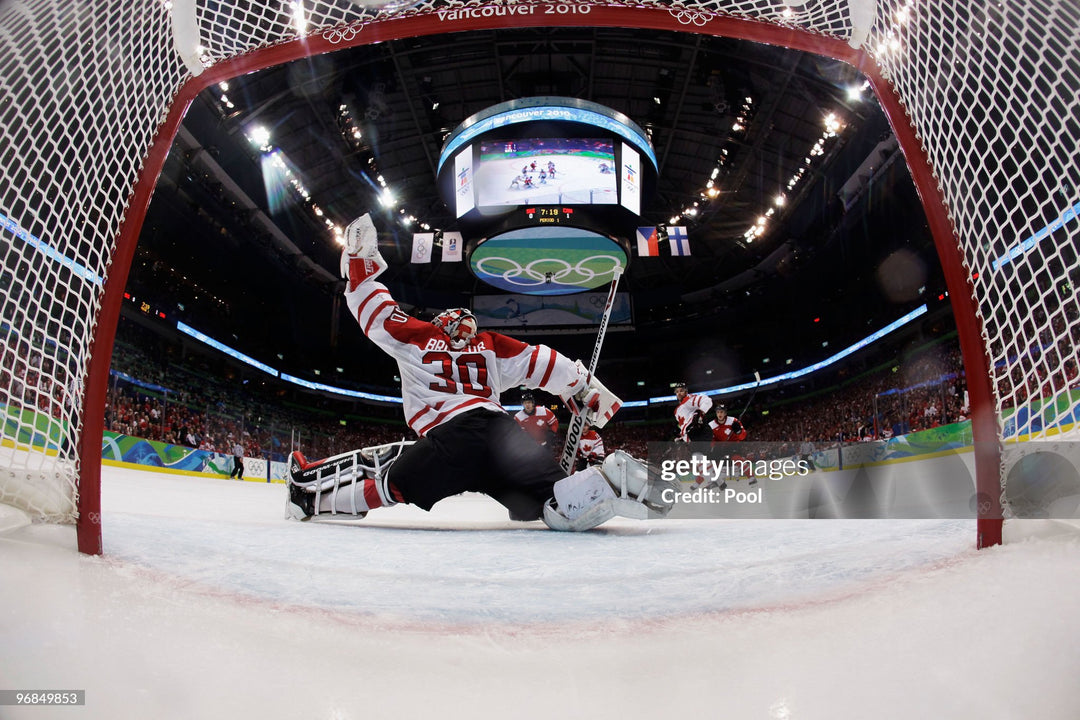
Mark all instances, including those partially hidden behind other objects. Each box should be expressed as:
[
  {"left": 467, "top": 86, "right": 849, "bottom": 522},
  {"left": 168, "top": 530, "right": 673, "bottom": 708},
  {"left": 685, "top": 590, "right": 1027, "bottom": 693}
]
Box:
[{"left": 636, "top": 227, "right": 659, "bottom": 257}]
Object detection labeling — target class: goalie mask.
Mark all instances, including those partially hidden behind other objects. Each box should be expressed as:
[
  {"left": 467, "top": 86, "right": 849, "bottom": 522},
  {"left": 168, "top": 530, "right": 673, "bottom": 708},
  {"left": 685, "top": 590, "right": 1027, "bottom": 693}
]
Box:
[{"left": 432, "top": 308, "right": 478, "bottom": 349}]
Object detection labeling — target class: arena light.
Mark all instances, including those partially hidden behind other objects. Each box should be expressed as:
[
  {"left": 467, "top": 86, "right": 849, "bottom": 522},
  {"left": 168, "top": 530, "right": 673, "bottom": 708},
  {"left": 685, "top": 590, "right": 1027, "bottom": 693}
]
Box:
[
  {"left": 176, "top": 320, "right": 404, "bottom": 403},
  {"left": 279, "top": 373, "right": 403, "bottom": 403},
  {"left": 0, "top": 210, "right": 103, "bottom": 286},
  {"left": 992, "top": 199, "right": 1080, "bottom": 270},
  {"left": 176, "top": 321, "right": 278, "bottom": 377},
  {"left": 647, "top": 304, "right": 928, "bottom": 403},
  {"left": 289, "top": 0, "right": 307, "bottom": 35},
  {"left": 247, "top": 125, "right": 272, "bottom": 152},
  {"left": 743, "top": 109, "right": 843, "bottom": 242}
]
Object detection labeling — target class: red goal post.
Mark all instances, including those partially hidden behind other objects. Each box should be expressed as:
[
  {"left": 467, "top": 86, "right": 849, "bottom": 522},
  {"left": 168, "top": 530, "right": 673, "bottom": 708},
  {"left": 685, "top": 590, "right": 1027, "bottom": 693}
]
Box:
[{"left": 4, "top": 0, "right": 1077, "bottom": 554}]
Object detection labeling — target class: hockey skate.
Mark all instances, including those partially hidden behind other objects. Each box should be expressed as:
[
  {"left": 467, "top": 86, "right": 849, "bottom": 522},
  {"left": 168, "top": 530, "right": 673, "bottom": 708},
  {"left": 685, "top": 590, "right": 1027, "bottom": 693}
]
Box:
[{"left": 285, "top": 470, "right": 319, "bottom": 521}]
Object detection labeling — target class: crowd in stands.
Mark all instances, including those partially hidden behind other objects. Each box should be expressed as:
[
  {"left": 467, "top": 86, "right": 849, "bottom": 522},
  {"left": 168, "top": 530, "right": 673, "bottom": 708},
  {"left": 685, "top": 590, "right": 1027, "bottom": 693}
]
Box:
[
  {"left": 595, "top": 346, "right": 971, "bottom": 459},
  {"left": 91, "top": 312, "right": 992, "bottom": 470},
  {"left": 0, "top": 322, "right": 78, "bottom": 426},
  {"left": 7, "top": 285, "right": 1078, "bottom": 478},
  {"left": 750, "top": 344, "right": 971, "bottom": 444},
  {"left": 106, "top": 344, "right": 410, "bottom": 462}
]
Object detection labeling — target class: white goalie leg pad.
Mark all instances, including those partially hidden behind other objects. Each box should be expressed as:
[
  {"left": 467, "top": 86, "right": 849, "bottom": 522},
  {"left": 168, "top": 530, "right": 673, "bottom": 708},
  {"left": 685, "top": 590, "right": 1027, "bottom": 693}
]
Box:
[
  {"left": 601, "top": 450, "right": 679, "bottom": 517},
  {"left": 363, "top": 440, "right": 411, "bottom": 485},
  {"left": 552, "top": 467, "right": 617, "bottom": 520},
  {"left": 289, "top": 449, "right": 366, "bottom": 489},
  {"left": 543, "top": 497, "right": 619, "bottom": 531},
  {"left": 319, "top": 476, "right": 386, "bottom": 517},
  {"left": 543, "top": 467, "right": 653, "bottom": 531},
  {"left": 303, "top": 460, "right": 400, "bottom": 520},
  {"left": 292, "top": 441, "right": 411, "bottom": 487}
]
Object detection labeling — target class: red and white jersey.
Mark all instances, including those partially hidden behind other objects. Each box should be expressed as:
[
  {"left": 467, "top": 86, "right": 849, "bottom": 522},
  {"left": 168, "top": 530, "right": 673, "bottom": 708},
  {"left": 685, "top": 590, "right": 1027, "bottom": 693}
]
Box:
[
  {"left": 577, "top": 429, "right": 605, "bottom": 463},
  {"left": 514, "top": 405, "right": 560, "bottom": 445},
  {"left": 674, "top": 393, "right": 713, "bottom": 441},
  {"left": 346, "top": 280, "right": 587, "bottom": 437},
  {"left": 709, "top": 415, "right": 747, "bottom": 442}
]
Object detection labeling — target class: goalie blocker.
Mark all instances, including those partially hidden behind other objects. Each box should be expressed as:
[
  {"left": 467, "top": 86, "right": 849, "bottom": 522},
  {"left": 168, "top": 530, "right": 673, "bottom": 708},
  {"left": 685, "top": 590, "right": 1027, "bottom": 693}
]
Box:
[{"left": 560, "top": 360, "right": 622, "bottom": 428}]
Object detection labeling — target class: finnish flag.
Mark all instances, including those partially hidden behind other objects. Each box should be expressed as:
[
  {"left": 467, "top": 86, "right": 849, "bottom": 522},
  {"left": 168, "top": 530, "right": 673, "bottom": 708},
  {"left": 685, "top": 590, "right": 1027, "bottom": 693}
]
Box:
[{"left": 667, "top": 226, "right": 690, "bottom": 256}]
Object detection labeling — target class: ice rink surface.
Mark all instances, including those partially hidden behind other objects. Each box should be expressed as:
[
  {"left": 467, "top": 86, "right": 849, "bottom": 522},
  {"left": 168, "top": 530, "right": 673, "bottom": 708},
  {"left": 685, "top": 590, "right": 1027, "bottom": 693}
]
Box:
[{"left": 2, "top": 464, "right": 1080, "bottom": 719}]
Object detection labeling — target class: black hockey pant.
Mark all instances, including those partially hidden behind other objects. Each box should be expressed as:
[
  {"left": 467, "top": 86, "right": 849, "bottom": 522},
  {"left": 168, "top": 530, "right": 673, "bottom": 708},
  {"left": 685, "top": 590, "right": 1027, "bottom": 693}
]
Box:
[{"left": 386, "top": 409, "right": 566, "bottom": 521}]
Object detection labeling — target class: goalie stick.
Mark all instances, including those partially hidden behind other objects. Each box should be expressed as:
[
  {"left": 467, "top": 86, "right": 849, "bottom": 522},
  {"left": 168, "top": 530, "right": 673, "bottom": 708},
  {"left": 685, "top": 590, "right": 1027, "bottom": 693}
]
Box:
[{"left": 559, "top": 268, "right": 623, "bottom": 475}]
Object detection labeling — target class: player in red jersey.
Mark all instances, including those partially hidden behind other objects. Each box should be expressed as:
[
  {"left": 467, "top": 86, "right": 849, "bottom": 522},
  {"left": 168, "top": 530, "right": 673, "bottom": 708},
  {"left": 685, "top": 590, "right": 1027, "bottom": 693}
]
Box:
[
  {"left": 709, "top": 403, "right": 746, "bottom": 443},
  {"left": 514, "top": 392, "right": 559, "bottom": 448},
  {"left": 705, "top": 403, "right": 755, "bottom": 488}
]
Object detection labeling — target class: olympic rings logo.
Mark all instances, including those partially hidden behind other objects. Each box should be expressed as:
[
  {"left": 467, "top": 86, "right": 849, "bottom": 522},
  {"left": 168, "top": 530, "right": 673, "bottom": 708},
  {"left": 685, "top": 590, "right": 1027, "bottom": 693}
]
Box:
[
  {"left": 323, "top": 24, "right": 364, "bottom": 44},
  {"left": 668, "top": 8, "right": 712, "bottom": 26},
  {"left": 475, "top": 254, "right": 624, "bottom": 288}
]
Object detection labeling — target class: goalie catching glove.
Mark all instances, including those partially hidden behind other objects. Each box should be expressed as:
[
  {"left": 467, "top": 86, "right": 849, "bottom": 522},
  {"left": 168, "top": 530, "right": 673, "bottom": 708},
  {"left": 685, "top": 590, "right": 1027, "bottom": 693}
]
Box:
[
  {"left": 339, "top": 213, "right": 388, "bottom": 290},
  {"left": 560, "top": 360, "right": 622, "bottom": 429}
]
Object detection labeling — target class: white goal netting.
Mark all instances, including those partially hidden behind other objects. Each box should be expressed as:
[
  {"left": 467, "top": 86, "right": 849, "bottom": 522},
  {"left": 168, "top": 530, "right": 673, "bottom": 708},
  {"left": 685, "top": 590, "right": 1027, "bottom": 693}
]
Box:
[{"left": 1, "top": 0, "right": 1078, "bottom": 551}]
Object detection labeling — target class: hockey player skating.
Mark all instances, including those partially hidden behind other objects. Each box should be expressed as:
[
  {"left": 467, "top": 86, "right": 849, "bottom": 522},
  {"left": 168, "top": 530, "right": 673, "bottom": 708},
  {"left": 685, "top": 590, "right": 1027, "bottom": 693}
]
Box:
[
  {"left": 700, "top": 403, "right": 753, "bottom": 490},
  {"left": 668, "top": 381, "right": 714, "bottom": 487},
  {"left": 709, "top": 403, "right": 746, "bottom": 443},
  {"left": 286, "top": 214, "right": 676, "bottom": 531},
  {"left": 673, "top": 381, "right": 714, "bottom": 442}
]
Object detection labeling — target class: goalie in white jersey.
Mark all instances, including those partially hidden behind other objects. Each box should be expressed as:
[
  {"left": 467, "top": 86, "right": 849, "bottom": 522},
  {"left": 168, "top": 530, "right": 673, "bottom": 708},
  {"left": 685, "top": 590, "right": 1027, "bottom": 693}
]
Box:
[{"left": 285, "top": 214, "right": 677, "bottom": 531}]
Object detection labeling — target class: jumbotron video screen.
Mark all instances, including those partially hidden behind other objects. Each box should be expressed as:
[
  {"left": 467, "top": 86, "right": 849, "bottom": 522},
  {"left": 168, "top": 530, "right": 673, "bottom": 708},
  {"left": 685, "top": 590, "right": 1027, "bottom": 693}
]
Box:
[{"left": 435, "top": 97, "right": 657, "bottom": 296}]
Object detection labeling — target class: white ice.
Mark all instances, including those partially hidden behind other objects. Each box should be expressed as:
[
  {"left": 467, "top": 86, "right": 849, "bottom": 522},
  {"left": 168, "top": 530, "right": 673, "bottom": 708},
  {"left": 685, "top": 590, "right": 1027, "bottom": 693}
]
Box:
[{"left": 2, "top": 464, "right": 1080, "bottom": 719}]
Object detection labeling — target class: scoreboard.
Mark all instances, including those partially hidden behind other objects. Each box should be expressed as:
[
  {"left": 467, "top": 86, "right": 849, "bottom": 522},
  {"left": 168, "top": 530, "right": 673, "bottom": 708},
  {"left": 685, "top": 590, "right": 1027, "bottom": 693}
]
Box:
[{"left": 435, "top": 97, "right": 656, "bottom": 295}]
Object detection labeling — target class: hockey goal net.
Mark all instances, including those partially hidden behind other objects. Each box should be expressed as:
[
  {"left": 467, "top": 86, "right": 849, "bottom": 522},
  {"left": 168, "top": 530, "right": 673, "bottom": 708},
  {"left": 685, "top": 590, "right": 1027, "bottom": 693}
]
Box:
[{"left": 1, "top": 0, "right": 1077, "bottom": 553}]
